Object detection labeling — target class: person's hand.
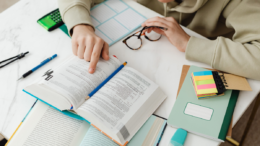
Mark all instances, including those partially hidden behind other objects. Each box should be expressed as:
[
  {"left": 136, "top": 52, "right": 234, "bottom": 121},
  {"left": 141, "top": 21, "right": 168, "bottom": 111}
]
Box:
[
  {"left": 72, "top": 24, "right": 109, "bottom": 74},
  {"left": 142, "top": 17, "right": 190, "bottom": 52}
]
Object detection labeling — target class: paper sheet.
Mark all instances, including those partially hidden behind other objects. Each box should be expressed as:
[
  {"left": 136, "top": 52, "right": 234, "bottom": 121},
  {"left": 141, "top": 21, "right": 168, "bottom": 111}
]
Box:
[{"left": 90, "top": 0, "right": 146, "bottom": 46}]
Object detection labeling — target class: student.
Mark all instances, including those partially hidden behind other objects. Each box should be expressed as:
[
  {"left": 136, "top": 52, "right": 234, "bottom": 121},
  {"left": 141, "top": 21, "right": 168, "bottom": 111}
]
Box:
[{"left": 58, "top": 0, "right": 260, "bottom": 80}]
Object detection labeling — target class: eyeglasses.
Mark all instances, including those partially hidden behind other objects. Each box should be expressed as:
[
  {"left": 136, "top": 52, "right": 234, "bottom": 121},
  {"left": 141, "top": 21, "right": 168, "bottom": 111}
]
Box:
[{"left": 122, "top": 26, "right": 168, "bottom": 50}]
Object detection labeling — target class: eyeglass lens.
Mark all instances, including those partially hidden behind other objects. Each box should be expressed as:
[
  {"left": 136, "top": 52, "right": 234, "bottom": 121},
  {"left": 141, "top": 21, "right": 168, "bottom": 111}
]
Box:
[
  {"left": 145, "top": 30, "right": 161, "bottom": 41},
  {"left": 125, "top": 29, "right": 162, "bottom": 50},
  {"left": 126, "top": 36, "right": 142, "bottom": 50}
]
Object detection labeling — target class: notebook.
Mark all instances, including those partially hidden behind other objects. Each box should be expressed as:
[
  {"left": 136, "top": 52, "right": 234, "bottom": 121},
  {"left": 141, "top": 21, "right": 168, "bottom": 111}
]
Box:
[
  {"left": 176, "top": 65, "right": 233, "bottom": 137},
  {"left": 167, "top": 65, "right": 239, "bottom": 142},
  {"left": 23, "top": 55, "right": 167, "bottom": 145},
  {"left": 59, "top": 0, "right": 147, "bottom": 46},
  {"left": 6, "top": 101, "right": 167, "bottom": 146}
]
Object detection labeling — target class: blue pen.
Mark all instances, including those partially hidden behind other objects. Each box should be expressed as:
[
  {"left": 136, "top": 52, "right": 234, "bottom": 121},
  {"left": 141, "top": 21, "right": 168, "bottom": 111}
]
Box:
[
  {"left": 86, "top": 62, "right": 127, "bottom": 100},
  {"left": 18, "top": 54, "right": 57, "bottom": 80}
]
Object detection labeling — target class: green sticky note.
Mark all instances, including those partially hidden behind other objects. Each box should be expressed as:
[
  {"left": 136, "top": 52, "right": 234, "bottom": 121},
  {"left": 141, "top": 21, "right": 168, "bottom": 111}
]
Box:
[
  {"left": 197, "top": 88, "right": 218, "bottom": 94},
  {"left": 196, "top": 79, "right": 215, "bottom": 85}
]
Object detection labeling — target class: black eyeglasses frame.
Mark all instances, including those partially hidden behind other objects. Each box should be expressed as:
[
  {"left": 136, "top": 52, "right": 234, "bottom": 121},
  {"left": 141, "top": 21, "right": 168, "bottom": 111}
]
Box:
[{"left": 122, "top": 26, "right": 167, "bottom": 50}]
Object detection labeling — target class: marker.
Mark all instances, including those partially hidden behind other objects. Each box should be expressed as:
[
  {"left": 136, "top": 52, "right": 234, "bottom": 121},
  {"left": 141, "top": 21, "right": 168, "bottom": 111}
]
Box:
[
  {"left": 86, "top": 62, "right": 127, "bottom": 100},
  {"left": 18, "top": 54, "right": 57, "bottom": 80}
]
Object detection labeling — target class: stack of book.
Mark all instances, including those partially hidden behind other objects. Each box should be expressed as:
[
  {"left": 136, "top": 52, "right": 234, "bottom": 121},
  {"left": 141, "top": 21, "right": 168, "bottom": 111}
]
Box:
[
  {"left": 168, "top": 65, "right": 251, "bottom": 142},
  {"left": 6, "top": 55, "right": 167, "bottom": 146}
]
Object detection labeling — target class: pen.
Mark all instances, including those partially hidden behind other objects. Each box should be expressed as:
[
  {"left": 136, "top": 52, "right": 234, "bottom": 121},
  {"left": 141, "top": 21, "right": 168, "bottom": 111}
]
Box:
[
  {"left": 86, "top": 62, "right": 127, "bottom": 100},
  {"left": 18, "top": 54, "right": 57, "bottom": 80}
]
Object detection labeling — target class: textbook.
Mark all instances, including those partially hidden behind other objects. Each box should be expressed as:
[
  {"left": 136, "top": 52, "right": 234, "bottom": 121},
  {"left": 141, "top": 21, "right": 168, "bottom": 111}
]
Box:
[
  {"left": 167, "top": 66, "right": 239, "bottom": 142},
  {"left": 6, "top": 101, "right": 167, "bottom": 146},
  {"left": 23, "top": 55, "right": 167, "bottom": 146}
]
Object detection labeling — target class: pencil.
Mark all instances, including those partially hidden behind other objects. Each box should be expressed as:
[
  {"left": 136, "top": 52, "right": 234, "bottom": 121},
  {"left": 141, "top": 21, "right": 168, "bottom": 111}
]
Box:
[{"left": 86, "top": 62, "right": 127, "bottom": 100}]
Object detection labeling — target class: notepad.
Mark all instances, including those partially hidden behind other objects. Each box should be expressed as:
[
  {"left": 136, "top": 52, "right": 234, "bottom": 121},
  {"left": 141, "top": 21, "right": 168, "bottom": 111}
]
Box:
[
  {"left": 191, "top": 71, "right": 221, "bottom": 99},
  {"left": 60, "top": 0, "right": 147, "bottom": 46}
]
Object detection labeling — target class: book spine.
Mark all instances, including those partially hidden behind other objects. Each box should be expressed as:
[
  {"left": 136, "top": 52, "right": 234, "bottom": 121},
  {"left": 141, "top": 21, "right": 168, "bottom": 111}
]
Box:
[
  {"left": 5, "top": 100, "right": 37, "bottom": 146},
  {"left": 156, "top": 123, "right": 167, "bottom": 146},
  {"left": 218, "top": 90, "right": 239, "bottom": 140},
  {"left": 5, "top": 123, "right": 22, "bottom": 146}
]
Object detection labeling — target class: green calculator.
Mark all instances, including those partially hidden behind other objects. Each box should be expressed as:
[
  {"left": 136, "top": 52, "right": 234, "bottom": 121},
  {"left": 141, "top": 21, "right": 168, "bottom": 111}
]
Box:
[{"left": 37, "top": 9, "right": 64, "bottom": 31}]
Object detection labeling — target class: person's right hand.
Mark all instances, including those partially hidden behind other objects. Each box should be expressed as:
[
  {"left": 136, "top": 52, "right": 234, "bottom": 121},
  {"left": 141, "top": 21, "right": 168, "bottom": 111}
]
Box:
[{"left": 72, "top": 24, "right": 109, "bottom": 74}]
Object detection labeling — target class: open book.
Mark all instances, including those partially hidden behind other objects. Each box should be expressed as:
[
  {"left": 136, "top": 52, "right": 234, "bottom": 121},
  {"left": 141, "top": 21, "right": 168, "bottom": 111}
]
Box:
[
  {"left": 23, "top": 55, "right": 167, "bottom": 146},
  {"left": 6, "top": 101, "right": 167, "bottom": 146}
]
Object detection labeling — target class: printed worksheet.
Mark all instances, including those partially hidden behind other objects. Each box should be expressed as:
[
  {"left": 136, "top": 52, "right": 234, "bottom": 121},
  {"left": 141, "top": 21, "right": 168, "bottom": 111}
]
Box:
[{"left": 90, "top": 0, "right": 147, "bottom": 45}]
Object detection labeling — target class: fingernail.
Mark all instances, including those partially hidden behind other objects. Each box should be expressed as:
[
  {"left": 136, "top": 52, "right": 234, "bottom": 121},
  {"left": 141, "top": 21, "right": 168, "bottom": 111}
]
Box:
[{"left": 89, "top": 68, "right": 94, "bottom": 73}]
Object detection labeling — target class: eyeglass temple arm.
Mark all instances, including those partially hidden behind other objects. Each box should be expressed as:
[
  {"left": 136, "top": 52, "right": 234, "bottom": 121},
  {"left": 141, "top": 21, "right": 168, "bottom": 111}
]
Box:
[
  {"left": 138, "top": 27, "right": 147, "bottom": 38},
  {"left": 137, "top": 26, "right": 167, "bottom": 38},
  {"left": 123, "top": 31, "right": 141, "bottom": 42}
]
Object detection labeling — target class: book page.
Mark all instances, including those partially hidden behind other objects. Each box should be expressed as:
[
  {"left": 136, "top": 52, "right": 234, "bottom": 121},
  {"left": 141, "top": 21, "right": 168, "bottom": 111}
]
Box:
[
  {"left": 80, "top": 126, "right": 118, "bottom": 146},
  {"left": 42, "top": 56, "right": 121, "bottom": 109},
  {"left": 77, "top": 67, "right": 158, "bottom": 139},
  {"left": 7, "top": 101, "right": 90, "bottom": 146}
]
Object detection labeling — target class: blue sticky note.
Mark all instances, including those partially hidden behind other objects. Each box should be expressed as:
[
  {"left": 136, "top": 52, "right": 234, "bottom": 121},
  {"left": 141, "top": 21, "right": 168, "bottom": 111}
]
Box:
[{"left": 193, "top": 71, "right": 212, "bottom": 76}]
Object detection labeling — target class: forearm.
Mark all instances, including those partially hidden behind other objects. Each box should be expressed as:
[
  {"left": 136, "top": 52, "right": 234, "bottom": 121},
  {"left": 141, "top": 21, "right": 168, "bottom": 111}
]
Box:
[
  {"left": 186, "top": 36, "right": 260, "bottom": 80},
  {"left": 58, "top": 0, "right": 93, "bottom": 36}
]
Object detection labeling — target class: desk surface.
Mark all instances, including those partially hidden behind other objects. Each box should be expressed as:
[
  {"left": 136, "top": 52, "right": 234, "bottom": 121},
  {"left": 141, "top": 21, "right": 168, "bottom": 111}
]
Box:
[{"left": 0, "top": 0, "right": 260, "bottom": 145}]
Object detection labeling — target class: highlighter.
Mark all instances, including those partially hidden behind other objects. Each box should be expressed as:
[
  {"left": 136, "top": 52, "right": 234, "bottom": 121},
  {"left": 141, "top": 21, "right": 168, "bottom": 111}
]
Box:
[{"left": 168, "top": 128, "right": 187, "bottom": 146}]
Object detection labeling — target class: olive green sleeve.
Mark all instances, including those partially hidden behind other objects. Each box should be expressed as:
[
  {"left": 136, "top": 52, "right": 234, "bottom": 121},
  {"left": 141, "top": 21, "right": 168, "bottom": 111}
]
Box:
[
  {"left": 185, "top": 0, "right": 260, "bottom": 80},
  {"left": 58, "top": 0, "right": 94, "bottom": 36},
  {"left": 186, "top": 36, "right": 260, "bottom": 80}
]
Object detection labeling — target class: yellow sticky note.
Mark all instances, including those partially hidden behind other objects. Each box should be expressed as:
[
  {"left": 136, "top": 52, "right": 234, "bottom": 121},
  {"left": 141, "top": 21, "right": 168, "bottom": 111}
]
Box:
[
  {"left": 197, "top": 88, "right": 218, "bottom": 94},
  {"left": 194, "top": 75, "right": 214, "bottom": 81}
]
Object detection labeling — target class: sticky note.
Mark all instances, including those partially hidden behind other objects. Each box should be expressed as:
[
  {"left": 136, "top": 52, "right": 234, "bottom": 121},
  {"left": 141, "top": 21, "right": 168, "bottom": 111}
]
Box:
[
  {"left": 193, "top": 75, "right": 214, "bottom": 81},
  {"left": 197, "top": 88, "right": 218, "bottom": 94},
  {"left": 197, "top": 84, "right": 216, "bottom": 90},
  {"left": 193, "top": 71, "right": 212, "bottom": 76},
  {"left": 192, "top": 71, "right": 219, "bottom": 99},
  {"left": 195, "top": 79, "right": 215, "bottom": 85}
]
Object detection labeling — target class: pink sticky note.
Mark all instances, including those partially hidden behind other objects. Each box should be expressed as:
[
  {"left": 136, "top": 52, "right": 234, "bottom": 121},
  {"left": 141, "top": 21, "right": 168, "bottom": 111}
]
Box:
[{"left": 197, "top": 84, "right": 216, "bottom": 90}]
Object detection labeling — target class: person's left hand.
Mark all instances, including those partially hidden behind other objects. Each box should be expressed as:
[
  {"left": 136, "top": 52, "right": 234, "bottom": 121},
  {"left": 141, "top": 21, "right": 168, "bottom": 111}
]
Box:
[{"left": 142, "top": 17, "right": 190, "bottom": 52}]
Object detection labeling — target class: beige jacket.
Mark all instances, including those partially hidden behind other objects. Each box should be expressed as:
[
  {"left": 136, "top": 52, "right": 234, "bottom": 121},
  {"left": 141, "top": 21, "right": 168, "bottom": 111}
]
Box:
[{"left": 58, "top": 0, "right": 260, "bottom": 80}]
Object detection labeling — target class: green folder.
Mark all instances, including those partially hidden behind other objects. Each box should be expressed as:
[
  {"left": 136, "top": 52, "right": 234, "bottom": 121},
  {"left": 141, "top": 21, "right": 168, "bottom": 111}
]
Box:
[{"left": 167, "top": 66, "right": 239, "bottom": 142}]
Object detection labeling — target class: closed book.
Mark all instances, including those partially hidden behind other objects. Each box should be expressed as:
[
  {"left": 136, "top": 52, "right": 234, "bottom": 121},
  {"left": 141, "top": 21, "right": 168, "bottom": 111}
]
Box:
[{"left": 167, "top": 65, "right": 238, "bottom": 142}]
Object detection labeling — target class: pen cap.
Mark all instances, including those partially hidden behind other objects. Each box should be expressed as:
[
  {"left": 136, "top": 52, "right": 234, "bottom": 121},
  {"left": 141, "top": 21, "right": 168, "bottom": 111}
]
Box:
[
  {"left": 52, "top": 54, "right": 58, "bottom": 59},
  {"left": 169, "top": 128, "right": 187, "bottom": 146}
]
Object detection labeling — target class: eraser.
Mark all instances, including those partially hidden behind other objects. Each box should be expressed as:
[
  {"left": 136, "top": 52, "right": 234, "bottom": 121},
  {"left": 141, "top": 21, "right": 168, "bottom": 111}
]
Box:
[{"left": 168, "top": 128, "right": 187, "bottom": 146}]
